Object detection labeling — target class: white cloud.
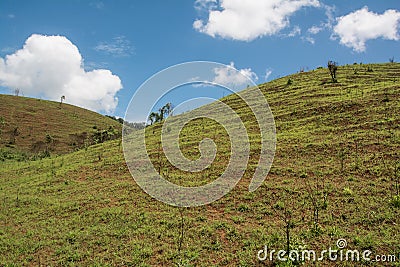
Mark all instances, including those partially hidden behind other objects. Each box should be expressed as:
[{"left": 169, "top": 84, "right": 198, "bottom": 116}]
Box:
[
  {"left": 0, "top": 34, "right": 122, "bottom": 113},
  {"left": 213, "top": 62, "right": 258, "bottom": 87},
  {"left": 94, "top": 36, "right": 133, "bottom": 57},
  {"left": 308, "top": 25, "right": 323, "bottom": 34},
  {"left": 302, "top": 4, "right": 335, "bottom": 45},
  {"left": 287, "top": 25, "right": 301, "bottom": 37},
  {"left": 303, "top": 36, "right": 315, "bottom": 44},
  {"left": 193, "top": 0, "right": 320, "bottom": 41},
  {"left": 188, "top": 62, "right": 258, "bottom": 88},
  {"left": 187, "top": 76, "right": 207, "bottom": 88},
  {"left": 194, "top": 0, "right": 217, "bottom": 12},
  {"left": 319, "top": 3, "right": 335, "bottom": 30},
  {"left": 264, "top": 69, "right": 273, "bottom": 81},
  {"left": 332, "top": 7, "right": 400, "bottom": 52}
]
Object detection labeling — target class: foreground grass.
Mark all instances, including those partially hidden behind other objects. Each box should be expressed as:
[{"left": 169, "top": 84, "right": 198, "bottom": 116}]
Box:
[{"left": 1, "top": 63, "right": 399, "bottom": 266}]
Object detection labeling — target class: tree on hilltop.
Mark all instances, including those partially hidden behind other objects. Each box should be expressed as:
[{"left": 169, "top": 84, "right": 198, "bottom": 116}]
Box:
[
  {"left": 148, "top": 102, "right": 173, "bottom": 125},
  {"left": 328, "top": 61, "right": 338, "bottom": 83}
]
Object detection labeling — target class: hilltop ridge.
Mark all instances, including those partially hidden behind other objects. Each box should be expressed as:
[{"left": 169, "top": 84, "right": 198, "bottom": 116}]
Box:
[{"left": 0, "top": 94, "right": 122, "bottom": 158}]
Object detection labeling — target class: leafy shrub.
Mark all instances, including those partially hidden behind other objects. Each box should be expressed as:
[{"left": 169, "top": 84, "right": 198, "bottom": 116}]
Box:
[
  {"left": 238, "top": 203, "right": 250, "bottom": 212},
  {"left": 343, "top": 187, "right": 353, "bottom": 196},
  {"left": 0, "top": 148, "right": 28, "bottom": 162},
  {"left": 390, "top": 195, "right": 400, "bottom": 208}
]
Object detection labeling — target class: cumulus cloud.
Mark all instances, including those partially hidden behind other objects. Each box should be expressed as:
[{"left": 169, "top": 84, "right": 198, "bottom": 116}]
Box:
[
  {"left": 0, "top": 34, "right": 122, "bottom": 113},
  {"left": 332, "top": 7, "right": 400, "bottom": 52},
  {"left": 212, "top": 62, "right": 258, "bottom": 87},
  {"left": 193, "top": 0, "right": 320, "bottom": 41},
  {"left": 188, "top": 62, "right": 258, "bottom": 88}
]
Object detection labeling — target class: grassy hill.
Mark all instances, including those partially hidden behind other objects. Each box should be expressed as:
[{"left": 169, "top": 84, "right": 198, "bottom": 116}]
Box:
[
  {"left": 0, "top": 95, "right": 122, "bottom": 159},
  {"left": 0, "top": 63, "right": 399, "bottom": 266}
]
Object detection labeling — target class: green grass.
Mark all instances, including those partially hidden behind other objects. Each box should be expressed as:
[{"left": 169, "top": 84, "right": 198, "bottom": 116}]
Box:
[
  {"left": 0, "top": 94, "right": 122, "bottom": 157},
  {"left": 0, "top": 63, "right": 399, "bottom": 266}
]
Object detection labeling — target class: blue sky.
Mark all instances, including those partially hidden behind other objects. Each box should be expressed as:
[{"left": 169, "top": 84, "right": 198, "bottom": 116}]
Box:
[{"left": 0, "top": 0, "right": 399, "bottom": 121}]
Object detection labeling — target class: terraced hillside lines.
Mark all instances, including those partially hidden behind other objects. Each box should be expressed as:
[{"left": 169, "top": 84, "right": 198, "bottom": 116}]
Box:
[
  {"left": 0, "top": 95, "right": 122, "bottom": 156},
  {"left": 0, "top": 63, "right": 399, "bottom": 266}
]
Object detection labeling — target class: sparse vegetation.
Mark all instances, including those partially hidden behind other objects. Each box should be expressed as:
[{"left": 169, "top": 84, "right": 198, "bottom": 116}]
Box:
[
  {"left": 0, "top": 63, "right": 399, "bottom": 266},
  {"left": 0, "top": 94, "right": 122, "bottom": 156}
]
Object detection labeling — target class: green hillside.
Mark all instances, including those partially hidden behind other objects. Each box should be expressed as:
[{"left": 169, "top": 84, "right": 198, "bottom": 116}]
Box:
[
  {"left": 0, "top": 63, "right": 399, "bottom": 266},
  {"left": 0, "top": 95, "right": 122, "bottom": 158}
]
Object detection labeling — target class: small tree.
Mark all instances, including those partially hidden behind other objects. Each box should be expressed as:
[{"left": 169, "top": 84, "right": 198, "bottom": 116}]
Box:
[
  {"left": 147, "top": 103, "right": 173, "bottom": 125},
  {"left": 14, "top": 88, "right": 20, "bottom": 96},
  {"left": 269, "top": 190, "right": 304, "bottom": 256},
  {"left": 328, "top": 61, "right": 338, "bottom": 83},
  {"left": 60, "top": 95, "right": 65, "bottom": 107},
  {"left": 176, "top": 207, "right": 186, "bottom": 265},
  {"left": 161, "top": 102, "right": 173, "bottom": 118},
  {"left": 148, "top": 112, "right": 159, "bottom": 125},
  {"left": 394, "top": 161, "right": 400, "bottom": 197},
  {"left": 0, "top": 117, "right": 4, "bottom": 135},
  {"left": 9, "top": 127, "right": 19, "bottom": 144},
  {"left": 45, "top": 134, "right": 54, "bottom": 154},
  {"left": 304, "top": 173, "right": 329, "bottom": 235}
]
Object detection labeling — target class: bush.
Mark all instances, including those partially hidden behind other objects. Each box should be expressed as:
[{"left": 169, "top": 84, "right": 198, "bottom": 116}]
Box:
[
  {"left": 237, "top": 204, "right": 250, "bottom": 212},
  {"left": 390, "top": 195, "right": 400, "bottom": 208},
  {"left": 343, "top": 187, "right": 353, "bottom": 196},
  {"left": 0, "top": 148, "right": 28, "bottom": 162}
]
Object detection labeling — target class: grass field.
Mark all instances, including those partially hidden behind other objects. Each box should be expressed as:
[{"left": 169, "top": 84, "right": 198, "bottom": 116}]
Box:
[
  {"left": 1, "top": 62, "right": 399, "bottom": 266},
  {"left": 0, "top": 94, "right": 122, "bottom": 158}
]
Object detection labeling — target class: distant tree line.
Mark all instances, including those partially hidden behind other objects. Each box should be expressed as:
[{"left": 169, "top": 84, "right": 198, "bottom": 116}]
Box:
[
  {"left": 105, "top": 115, "right": 146, "bottom": 130},
  {"left": 106, "top": 115, "right": 125, "bottom": 124}
]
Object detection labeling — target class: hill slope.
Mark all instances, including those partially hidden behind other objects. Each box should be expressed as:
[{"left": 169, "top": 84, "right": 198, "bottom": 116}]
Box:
[
  {"left": 0, "top": 95, "right": 122, "bottom": 157},
  {"left": 0, "top": 63, "right": 399, "bottom": 266}
]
